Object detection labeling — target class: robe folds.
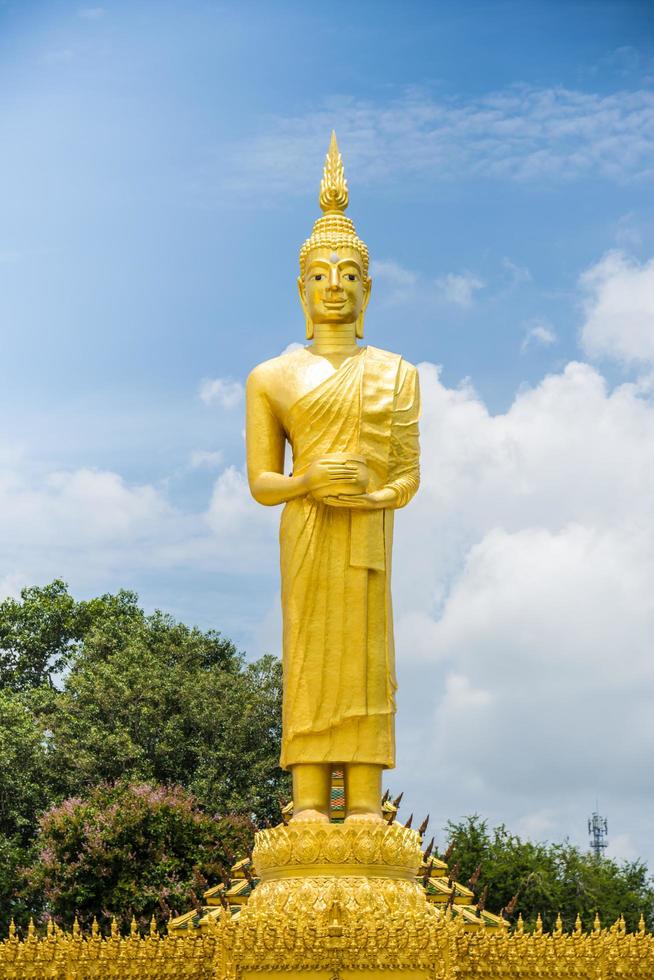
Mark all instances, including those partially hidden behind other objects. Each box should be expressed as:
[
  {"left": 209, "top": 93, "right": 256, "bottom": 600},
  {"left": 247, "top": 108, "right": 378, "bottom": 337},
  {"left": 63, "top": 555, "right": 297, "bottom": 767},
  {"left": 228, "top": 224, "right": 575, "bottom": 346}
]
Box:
[{"left": 279, "top": 346, "right": 420, "bottom": 770}]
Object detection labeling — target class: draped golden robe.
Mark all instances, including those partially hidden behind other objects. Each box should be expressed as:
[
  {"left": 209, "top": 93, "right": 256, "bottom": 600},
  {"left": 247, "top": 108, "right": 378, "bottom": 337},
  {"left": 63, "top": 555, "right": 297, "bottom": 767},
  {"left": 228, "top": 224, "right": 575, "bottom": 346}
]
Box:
[{"left": 280, "top": 346, "right": 420, "bottom": 770}]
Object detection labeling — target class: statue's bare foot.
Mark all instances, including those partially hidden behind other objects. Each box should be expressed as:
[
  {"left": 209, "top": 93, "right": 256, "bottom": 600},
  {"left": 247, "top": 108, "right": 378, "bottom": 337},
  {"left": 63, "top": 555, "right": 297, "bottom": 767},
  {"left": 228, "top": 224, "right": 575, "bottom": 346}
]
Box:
[
  {"left": 344, "top": 812, "right": 384, "bottom": 825},
  {"left": 289, "top": 808, "right": 330, "bottom": 824}
]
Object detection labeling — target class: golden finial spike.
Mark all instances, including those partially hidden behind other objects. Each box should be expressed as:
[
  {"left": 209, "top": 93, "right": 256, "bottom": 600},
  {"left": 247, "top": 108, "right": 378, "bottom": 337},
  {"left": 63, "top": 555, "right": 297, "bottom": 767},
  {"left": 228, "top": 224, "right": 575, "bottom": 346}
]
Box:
[
  {"left": 299, "top": 131, "right": 369, "bottom": 278},
  {"left": 319, "top": 131, "right": 348, "bottom": 214}
]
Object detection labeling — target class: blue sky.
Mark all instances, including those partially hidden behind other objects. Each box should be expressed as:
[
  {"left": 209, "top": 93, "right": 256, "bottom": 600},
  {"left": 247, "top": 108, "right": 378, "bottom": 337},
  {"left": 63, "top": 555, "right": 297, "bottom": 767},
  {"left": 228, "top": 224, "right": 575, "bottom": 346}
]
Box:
[{"left": 2, "top": 1, "right": 654, "bottom": 866}]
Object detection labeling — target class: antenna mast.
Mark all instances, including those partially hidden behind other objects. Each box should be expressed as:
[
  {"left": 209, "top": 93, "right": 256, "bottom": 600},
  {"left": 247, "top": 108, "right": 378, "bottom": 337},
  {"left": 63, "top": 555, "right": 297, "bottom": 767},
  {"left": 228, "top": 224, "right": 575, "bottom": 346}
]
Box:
[{"left": 587, "top": 807, "right": 608, "bottom": 858}]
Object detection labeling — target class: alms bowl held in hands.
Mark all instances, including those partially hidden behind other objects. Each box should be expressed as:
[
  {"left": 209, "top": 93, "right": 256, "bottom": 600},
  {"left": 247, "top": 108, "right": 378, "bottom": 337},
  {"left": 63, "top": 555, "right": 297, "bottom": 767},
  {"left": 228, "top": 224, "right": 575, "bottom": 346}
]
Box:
[{"left": 308, "top": 453, "right": 369, "bottom": 501}]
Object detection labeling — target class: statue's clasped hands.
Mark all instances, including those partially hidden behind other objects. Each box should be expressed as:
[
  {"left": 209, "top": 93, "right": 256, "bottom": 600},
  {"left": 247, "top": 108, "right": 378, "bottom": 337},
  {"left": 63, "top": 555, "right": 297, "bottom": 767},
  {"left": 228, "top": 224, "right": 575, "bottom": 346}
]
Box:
[
  {"left": 302, "top": 455, "right": 397, "bottom": 510},
  {"left": 324, "top": 485, "right": 397, "bottom": 509}
]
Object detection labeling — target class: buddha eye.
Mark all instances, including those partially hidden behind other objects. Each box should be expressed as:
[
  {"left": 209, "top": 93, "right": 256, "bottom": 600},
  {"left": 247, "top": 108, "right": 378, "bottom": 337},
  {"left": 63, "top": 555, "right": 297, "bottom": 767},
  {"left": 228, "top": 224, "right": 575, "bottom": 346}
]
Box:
[
  {"left": 345, "top": 274, "right": 357, "bottom": 281},
  {"left": 313, "top": 274, "right": 324, "bottom": 281}
]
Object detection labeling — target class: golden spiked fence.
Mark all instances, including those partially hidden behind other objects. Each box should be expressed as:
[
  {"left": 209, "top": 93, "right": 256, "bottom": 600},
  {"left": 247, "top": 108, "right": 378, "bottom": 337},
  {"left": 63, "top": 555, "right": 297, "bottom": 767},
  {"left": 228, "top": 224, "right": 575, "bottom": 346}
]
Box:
[{"left": 1, "top": 912, "right": 653, "bottom": 979}]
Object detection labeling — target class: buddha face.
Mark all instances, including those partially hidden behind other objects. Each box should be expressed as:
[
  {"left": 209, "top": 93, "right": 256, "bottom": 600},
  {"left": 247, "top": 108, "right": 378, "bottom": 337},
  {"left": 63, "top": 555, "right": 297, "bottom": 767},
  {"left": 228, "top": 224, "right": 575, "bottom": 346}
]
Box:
[{"left": 299, "top": 246, "right": 371, "bottom": 328}]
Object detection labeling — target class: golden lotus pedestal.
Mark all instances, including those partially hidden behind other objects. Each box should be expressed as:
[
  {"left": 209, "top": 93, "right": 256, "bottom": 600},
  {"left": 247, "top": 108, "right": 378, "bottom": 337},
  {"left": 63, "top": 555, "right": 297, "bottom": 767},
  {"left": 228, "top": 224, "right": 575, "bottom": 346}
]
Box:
[{"left": 214, "top": 821, "right": 445, "bottom": 980}]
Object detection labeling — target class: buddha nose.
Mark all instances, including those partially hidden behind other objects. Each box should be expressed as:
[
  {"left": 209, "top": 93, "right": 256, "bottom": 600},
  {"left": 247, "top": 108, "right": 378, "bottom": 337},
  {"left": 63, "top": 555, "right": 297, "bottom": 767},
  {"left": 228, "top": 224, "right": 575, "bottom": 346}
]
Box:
[{"left": 328, "top": 265, "right": 340, "bottom": 290}]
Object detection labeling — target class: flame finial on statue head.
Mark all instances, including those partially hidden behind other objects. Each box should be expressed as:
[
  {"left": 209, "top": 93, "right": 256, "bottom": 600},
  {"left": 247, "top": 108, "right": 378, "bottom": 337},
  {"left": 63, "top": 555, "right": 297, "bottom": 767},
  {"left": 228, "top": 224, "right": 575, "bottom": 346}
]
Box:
[
  {"left": 299, "top": 132, "right": 369, "bottom": 278},
  {"left": 319, "top": 131, "right": 349, "bottom": 214}
]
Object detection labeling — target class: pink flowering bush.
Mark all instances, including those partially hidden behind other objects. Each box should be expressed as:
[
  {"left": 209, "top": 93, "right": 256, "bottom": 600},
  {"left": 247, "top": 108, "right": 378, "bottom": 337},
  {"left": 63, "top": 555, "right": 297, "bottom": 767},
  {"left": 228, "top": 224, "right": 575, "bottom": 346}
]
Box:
[{"left": 24, "top": 780, "right": 252, "bottom": 929}]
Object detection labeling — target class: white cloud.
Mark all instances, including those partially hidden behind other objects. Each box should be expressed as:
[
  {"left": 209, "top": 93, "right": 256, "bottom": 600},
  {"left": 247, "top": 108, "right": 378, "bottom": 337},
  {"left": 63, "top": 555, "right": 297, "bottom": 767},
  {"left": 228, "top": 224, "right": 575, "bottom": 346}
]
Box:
[
  {"left": 206, "top": 466, "right": 260, "bottom": 533},
  {"left": 0, "top": 573, "right": 28, "bottom": 601},
  {"left": 190, "top": 449, "right": 224, "bottom": 469},
  {"left": 515, "top": 810, "right": 557, "bottom": 840},
  {"left": 580, "top": 250, "right": 654, "bottom": 367},
  {"left": 502, "top": 258, "right": 532, "bottom": 286},
  {"left": 521, "top": 319, "right": 557, "bottom": 352},
  {"left": 0, "top": 454, "right": 278, "bottom": 601},
  {"left": 193, "top": 465, "right": 278, "bottom": 573},
  {"left": 440, "top": 672, "right": 494, "bottom": 711},
  {"left": 615, "top": 212, "right": 643, "bottom": 250},
  {"left": 427, "top": 524, "right": 654, "bottom": 693},
  {"left": 594, "top": 46, "right": 643, "bottom": 79},
  {"left": 392, "top": 354, "right": 654, "bottom": 859},
  {"left": 607, "top": 833, "right": 639, "bottom": 863},
  {"left": 217, "top": 86, "right": 654, "bottom": 199},
  {"left": 0, "top": 468, "right": 172, "bottom": 549},
  {"left": 43, "top": 49, "right": 74, "bottom": 65},
  {"left": 78, "top": 6, "right": 105, "bottom": 19},
  {"left": 199, "top": 377, "right": 244, "bottom": 408},
  {"left": 373, "top": 259, "right": 484, "bottom": 310},
  {"left": 371, "top": 260, "right": 419, "bottom": 306},
  {"left": 436, "top": 271, "right": 485, "bottom": 308}
]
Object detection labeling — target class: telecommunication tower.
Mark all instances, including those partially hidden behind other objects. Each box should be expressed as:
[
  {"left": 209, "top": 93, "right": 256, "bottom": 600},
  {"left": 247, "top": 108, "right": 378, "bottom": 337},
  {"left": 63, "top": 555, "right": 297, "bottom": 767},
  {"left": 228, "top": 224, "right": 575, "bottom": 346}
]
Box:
[{"left": 587, "top": 808, "right": 608, "bottom": 858}]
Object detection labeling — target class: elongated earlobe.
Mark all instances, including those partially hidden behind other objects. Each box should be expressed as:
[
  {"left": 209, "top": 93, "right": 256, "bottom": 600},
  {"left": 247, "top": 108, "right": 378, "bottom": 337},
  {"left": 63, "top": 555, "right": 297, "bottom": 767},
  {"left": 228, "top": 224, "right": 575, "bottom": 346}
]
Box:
[
  {"left": 298, "top": 276, "right": 313, "bottom": 340},
  {"left": 356, "top": 277, "right": 370, "bottom": 338}
]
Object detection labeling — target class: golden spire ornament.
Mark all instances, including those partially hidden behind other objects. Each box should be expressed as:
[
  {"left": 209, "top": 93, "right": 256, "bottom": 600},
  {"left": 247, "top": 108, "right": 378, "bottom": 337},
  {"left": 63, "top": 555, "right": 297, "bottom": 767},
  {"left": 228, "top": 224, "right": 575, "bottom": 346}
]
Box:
[
  {"left": 319, "top": 130, "right": 349, "bottom": 213},
  {"left": 299, "top": 131, "right": 369, "bottom": 278}
]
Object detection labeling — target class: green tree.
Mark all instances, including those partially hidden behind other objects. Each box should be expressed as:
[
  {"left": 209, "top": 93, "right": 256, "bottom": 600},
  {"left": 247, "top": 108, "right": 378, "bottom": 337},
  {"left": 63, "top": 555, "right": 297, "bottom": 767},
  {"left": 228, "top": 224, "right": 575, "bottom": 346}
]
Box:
[
  {"left": 0, "top": 581, "right": 142, "bottom": 691},
  {"left": 0, "top": 580, "right": 288, "bottom": 928},
  {"left": 0, "top": 580, "right": 288, "bottom": 826},
  {"left": 0, "top": 691, "right": 52, "bottom": 929},
  {"left": 444, "top": 815, "right": 654, "bottom": 932},
  {"left": 0, "top": 581, "right": 80, "bottom": 691},
  {"left": 39, "top": 610, "right": 286, "bottom": 824},
  {"left": 23, "top": 781, "right": 252, "bottom": 928}
]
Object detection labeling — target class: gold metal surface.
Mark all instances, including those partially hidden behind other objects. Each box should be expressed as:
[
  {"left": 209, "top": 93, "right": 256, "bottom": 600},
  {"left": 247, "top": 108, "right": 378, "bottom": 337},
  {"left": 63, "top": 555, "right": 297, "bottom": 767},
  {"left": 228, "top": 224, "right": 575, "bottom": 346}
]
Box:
[
  {"left": 2, "top": 913, "right": 654, "bottom": 978},
  {"left": 246, "top": 133, "right": 420, "bottom": 823},
  {"left": 253, "top": 820, "right": 423, "bottom": 884}
]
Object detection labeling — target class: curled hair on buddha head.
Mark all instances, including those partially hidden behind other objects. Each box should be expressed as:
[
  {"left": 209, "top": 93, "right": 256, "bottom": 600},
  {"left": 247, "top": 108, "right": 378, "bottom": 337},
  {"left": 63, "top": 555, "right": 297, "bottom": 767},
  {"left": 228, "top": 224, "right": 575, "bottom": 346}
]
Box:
[{"left": 299, "top": 132, "right": 370, "bottom": 339}]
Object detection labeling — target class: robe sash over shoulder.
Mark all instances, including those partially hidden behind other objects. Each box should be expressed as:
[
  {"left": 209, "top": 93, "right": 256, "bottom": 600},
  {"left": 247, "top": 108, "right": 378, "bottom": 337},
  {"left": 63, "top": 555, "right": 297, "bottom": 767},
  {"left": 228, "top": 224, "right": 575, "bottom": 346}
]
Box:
[{"left": 279, "top": 346, "right": 420, "bottom": 770}]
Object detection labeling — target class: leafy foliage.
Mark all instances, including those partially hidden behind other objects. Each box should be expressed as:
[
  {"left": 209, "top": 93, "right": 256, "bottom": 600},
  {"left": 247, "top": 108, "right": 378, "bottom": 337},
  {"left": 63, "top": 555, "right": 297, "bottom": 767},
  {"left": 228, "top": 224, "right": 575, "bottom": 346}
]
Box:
[
  {"left": 0, "top": 581, "right": 79, "bottom": 690},
  {"left": 0, "top": 691, "right": 53, "bottom": 929},
  {"left": 444, "top": 815, "right": 654, "bottom": 931},
  {"left": 23, "top": 781, "right": 252, "bottom": 928},
  {"left": 0, "top": 692, "right": 51, "bottom": 843},
  {"left": 0, "top": 581, "right": 145, "bottom": 691},
  {"left": 1, "top": 580, "right": 288, "bottom": 824},
  {"left": 0, "top": 580, "right": 288, "bottom": 927},
  {"left": 37, "top": 608, "right": 286, "bottom": 823}
]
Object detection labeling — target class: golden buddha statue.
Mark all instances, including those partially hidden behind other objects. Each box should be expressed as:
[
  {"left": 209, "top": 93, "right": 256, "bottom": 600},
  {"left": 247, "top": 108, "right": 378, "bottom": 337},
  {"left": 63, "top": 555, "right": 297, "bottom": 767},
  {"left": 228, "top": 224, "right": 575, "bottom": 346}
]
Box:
[{"left": 246, "top": 133, "right": 420, "bottom": 826}]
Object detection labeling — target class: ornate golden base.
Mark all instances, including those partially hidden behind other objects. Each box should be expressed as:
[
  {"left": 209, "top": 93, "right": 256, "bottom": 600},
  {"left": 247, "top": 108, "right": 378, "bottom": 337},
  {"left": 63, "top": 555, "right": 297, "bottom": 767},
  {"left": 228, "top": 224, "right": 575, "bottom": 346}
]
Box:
[{"left": 214, "top": 822, "right": 447, "bottom": 979}]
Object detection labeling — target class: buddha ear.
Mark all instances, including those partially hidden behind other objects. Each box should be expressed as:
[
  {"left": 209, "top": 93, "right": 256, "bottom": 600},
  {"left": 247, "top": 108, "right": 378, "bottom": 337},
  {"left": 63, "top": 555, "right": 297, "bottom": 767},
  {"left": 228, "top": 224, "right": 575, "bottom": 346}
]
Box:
[
  {"left": 363, "top": 276, "right": 372, "bottom": 311},
  {"left": 356, "top": 276, "right": 372, "bottom": 339},
  {"left": 298, "top": 276, "right": 313, "bottom": 339}
]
